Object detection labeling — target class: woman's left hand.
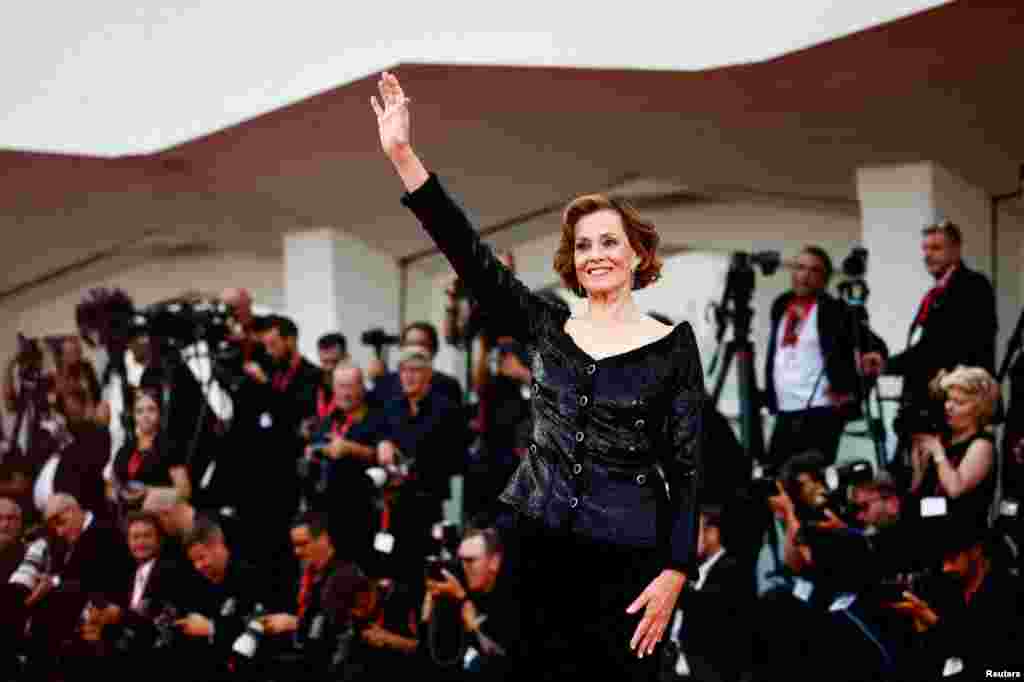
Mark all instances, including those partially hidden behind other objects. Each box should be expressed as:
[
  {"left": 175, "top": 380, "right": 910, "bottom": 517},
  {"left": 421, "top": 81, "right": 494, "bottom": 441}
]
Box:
[{"left": 626, "top": 569, "right": 686, "bottom": 658}]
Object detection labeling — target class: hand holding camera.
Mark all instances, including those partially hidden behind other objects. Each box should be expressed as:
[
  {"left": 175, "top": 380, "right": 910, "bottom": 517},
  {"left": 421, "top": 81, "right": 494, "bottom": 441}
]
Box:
[{"left": 885, "top": 590, "right": 940, "bottom": 633}]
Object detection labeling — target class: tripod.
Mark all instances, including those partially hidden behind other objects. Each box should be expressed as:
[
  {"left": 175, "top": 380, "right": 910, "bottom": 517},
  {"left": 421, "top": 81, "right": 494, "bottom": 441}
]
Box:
[
  {"left": 837, "top": 277, "right": 889, "bottom": 473},
  {"left": 709, "top": 254, "right": 770, "bottom": 464}
]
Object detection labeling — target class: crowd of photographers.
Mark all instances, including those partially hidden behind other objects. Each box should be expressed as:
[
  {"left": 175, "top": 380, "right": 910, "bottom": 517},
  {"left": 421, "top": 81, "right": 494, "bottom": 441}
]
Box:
[{"left": 0, "top": 220, "right": 1023, "bottom": 681}]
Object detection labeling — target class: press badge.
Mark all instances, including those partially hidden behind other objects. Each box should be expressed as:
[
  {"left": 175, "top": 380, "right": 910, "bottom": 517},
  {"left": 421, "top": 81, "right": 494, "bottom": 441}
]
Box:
[
  {"left": 259, "top": 412, "right": 273, "bottom": 429},
  {"left": 309, "top": 614, "right": 325, "bottom": 640},
  {"left": 941, "top": 657, "right": 963, "bottom": 677},
  {"left": 792, "top": 577, "right": 814, "bottom": 603},
  {"left": 374, "top": 532, "right": 395, "bottom": 555}
]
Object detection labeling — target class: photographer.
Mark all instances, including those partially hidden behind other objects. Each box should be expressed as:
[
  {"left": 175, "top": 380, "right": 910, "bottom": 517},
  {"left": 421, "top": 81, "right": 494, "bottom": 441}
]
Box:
[
  {"left": 765, "top": 246, "right": 887, "bottom": 470},
  {"left": 14, "top": 494, "right": 134, "bottom": 680},
  {"left": 256, "top": 512, "right": 365, "bottom": 681},
  {"left": 377, "top": 346, "right": 469, "bottom": 587},
  {"left": 422, "top": 527, "right": 520, "bottom": 680},
  {"left": 909, "top": 366, "right": 999, "bottom": 525},
  {"left": 888, "top": 518, "right": 1022, "bottom": 679},
  {"left": 849, "top": 472, "right": 904, "bottom": 532},
  {"left": 305, "top": 364, "right": 387, "bottom": 565},
  {"left": 79, "top": 511, "right": 196, "bottom": 679},
  {"left": 344, "top": 573, "right": 421, "bottom": 680},
  {"left": 177, "top": 514, "right": 285, "bottom": 681},
  {"left": 314, "top": 333, "right": 349, "bottom": 422},
  {"left": 861, "top": 221, "right": 997, "bottom": 417},
  {"left": 367, "top": 322, "right": 463, "bottom": 408}
]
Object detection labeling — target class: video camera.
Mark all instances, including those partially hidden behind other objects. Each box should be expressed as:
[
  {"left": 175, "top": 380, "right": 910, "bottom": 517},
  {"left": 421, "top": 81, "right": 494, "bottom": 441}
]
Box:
[{"left": 361, "top": 328, "right": 401, "bottom": 357}]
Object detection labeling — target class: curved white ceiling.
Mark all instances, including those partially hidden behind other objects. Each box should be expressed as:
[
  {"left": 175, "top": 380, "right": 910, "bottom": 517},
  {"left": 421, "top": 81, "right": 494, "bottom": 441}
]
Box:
[{"left": 2, "top": 0, "right": 947, "bottom": 156}]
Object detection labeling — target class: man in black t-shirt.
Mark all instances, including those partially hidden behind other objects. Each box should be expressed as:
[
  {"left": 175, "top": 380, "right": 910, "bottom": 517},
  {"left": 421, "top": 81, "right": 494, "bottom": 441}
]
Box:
[{"left": 307, "top": 364, "right": 389, "bottom": 567}]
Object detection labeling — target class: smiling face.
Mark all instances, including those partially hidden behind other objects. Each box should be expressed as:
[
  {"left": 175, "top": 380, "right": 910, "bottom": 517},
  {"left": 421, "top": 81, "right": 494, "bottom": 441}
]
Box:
[{"left": 573, "top": 209, "right": 637, "bottom": 298}]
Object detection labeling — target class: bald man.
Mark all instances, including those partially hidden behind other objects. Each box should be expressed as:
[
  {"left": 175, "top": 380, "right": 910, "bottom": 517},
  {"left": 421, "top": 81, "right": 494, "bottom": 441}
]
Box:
[
  {"left": 0, "top": 497, "right": 24, "bottom": 582},
  {"left": 306, "top": 364, "right": 390, "bottom": 566}
]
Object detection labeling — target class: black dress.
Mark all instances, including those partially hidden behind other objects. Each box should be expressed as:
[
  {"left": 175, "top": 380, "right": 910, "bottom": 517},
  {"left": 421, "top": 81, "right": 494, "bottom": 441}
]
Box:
[
  {"left": 401, "top": 174, "right": 705, "bottom": 680},
  {"left": 111, "top": 434, "right": 183, "bottom": 490},
  {"left": 918, "top": 431, "right": 996, "bottom": 526}
]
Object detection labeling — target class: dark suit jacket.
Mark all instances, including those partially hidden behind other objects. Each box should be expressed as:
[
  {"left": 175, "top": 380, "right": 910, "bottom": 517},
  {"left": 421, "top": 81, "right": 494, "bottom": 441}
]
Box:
[
  {"left": 112, "top": 555, "right": 198, "bottom": 616},
  {"left": 765, "top": 291, "right": 887, "bottom": 415},
  {"left": 887, "top": 262, "right": 996, "bottom": 401},
  {"left": 681, "top": 553, "right": 754, "bottom": 682},
  {"left": 53, "top": 517, "right": 135, "bottom": 600},
  {"left": 51, "top": 423, "right": 110, "bottom": 519}
]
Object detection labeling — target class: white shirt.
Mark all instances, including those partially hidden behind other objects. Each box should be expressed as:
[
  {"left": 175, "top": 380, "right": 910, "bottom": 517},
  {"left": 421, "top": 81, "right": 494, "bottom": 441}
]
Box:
[
  {"left": 774, "top": 302, "right": 831, "bottom": 412},
  {"left": 131, "top": 559, "right": 156, "bottom": 611},
  {"left": 33, "top": 455, "right": 61, "bottom": 513},
  {"left": 695, "top": 547, "right": 727, "bottom": 591}
]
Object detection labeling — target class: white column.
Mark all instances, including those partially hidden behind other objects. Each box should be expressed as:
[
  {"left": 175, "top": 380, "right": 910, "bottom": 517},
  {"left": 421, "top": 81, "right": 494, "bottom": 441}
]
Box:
[{"left": 284, "top": 228, "right": 400, "bottom": 372}]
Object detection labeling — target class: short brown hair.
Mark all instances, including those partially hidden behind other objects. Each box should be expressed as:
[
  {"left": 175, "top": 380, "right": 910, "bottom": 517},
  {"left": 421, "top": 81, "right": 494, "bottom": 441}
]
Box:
[
  {"left": 553, "top": 194, "right": 662, "bottom": 296},
  {"left": 922, "top": 220, "right": 962, "bottom": 246}
]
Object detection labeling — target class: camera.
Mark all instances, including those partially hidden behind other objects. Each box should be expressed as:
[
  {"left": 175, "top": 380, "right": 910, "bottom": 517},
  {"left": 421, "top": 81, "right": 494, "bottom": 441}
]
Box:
[
  {"left": 298, "top": 441, "right": 333, "bottom": 499},
  {"left": 425, "top": 520, "right": 464, "bottom": 583},
  {"left": 893, "top": 400, "right": 949, "bottom": 439},
  {"left": 361, "top": 328, "right": 401, "bottom": 352},
  {"left": 365, "top": 450, "right": 415, "bottom": 490},
  {"left": 841, "top": 247, "right": 868, "bottom": 279}
]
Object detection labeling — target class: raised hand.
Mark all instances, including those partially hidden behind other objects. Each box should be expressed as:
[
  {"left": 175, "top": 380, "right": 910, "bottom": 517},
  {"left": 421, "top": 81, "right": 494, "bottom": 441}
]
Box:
[
  {"left": 370, "top": 71, "right": 412, "bottom": 160},
  {"left": 370, "top": 71, "right": 429, "bottom": 191}
]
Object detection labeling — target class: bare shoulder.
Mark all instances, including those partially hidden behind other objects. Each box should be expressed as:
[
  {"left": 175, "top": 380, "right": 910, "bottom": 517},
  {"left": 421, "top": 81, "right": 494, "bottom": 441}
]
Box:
[{"left": 640, "top": 315, "right": 677, "bottom": 342}]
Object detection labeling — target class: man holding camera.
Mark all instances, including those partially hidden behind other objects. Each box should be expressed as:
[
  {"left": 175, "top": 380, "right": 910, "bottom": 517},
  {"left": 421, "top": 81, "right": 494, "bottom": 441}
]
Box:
[
  {"left": 377, "top": 346, "right": 469, "bottom": 587},
  {"left": 176, "top": 515, "right": 284, "bottom": 681},
  {"left": 888, "top": 519, "right": 1021, "bottom": 679},
  {"left": 79, "top": 511, "right": 196, "bottom": 678},
  {"left": 256, "top": 512, "right": 365, "bottom": 681},
  {"left": 422, "top": 527, "right": 520, "bottom": 680},
  {"left": 861, "top": 221, "right": 997, "bottom": 415},
  {"left": 764, "top": 246, "right": 885, "bottom": 470},
  {"left": 306, "top": 364, "right": 388, "bottom": 566}
]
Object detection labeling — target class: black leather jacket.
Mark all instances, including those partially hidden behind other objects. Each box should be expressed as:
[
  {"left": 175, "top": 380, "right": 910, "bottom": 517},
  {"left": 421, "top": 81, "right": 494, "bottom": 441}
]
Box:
[{"left": 402, "top": 175, "right": 704, "bottom": 575}]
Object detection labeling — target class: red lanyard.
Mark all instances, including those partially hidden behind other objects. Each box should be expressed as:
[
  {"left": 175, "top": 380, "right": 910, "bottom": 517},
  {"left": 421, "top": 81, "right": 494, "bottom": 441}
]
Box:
[
  {"left": 126, "top": 449, "right": 144, "bottom": 478},
  {"left": 782, "top": 298, "right": 816, "bottom": 347},
  {"left": 317, "top": 387, "right": 336, "bottom": 420},
  {"left": 272, "top": 354, "right": 301, "bottom": 392}
]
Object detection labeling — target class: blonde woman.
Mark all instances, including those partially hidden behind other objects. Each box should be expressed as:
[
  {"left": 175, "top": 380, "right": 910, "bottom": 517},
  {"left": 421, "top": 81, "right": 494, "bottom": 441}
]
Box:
[{"left": 911, "top": 366, "right": 999, "bottom": 523}]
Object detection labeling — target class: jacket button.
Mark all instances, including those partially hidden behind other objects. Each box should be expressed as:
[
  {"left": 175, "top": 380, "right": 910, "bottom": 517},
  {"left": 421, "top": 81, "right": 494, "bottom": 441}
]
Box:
[
  {"left": 578, "top": 395, "right": 588, "bottom": 407},
  {"left": 569, "top": 497, "right": 579, "bottom": 508},
  {"left": 575, "top": 431, "right": 585, "bottom": 442},
  {"left": 636, "top": 474, "right": 647, "bottom": 485},
  {"left": 585, "top": 364, "right": 596, "bottom": 375},
  {"left": 635, "top": 419, "right": 645, "bottom": 429},
  {"left": 529, "top": 443, "right": 537, "bottom": 454},
  {"left": 572, "top": 463, "right": 582, "bottom": 475}
]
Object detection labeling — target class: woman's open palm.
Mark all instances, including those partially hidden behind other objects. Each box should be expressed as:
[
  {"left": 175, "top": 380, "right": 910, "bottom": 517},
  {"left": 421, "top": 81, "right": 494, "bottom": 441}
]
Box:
[{"left": 371, "top": 71, "right": 411, "bottom": 157}]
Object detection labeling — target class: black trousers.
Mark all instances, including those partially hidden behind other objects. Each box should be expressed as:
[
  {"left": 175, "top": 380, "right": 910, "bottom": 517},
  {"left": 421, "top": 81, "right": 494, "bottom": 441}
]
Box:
[
  {"left": 512, "top": 514, "right": 665, "bottom": 681},
  {"left": 766, "top": 406, "right": 846, "bottom": 471}
]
